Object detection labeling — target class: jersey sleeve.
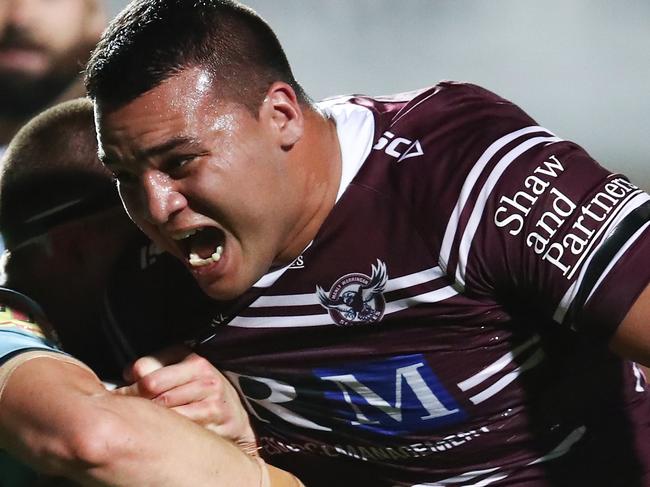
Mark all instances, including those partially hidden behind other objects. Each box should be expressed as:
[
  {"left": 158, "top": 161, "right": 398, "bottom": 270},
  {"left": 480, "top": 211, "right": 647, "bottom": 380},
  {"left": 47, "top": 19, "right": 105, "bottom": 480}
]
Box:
[
  {"left": 428, "top": 86, "right": 649, "bottom": 339},
  {"left": 0, "top": 287, "right": 63, "bottom": 364},
  {"left": 459, "top": 130, "right": 648, "bottom": 339}
]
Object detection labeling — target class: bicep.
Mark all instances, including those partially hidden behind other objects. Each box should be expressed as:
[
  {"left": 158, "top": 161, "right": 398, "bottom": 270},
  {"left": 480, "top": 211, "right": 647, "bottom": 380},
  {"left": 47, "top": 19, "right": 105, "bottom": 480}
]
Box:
[
  {"left": 0, "top": 354, "right": 105, "bottom": 469},
  {"left": 610, "top": 282, "right": 650, "bottom": 367},
  {"left": 0, "top": 353, "right": 264, "bottom": 486}
]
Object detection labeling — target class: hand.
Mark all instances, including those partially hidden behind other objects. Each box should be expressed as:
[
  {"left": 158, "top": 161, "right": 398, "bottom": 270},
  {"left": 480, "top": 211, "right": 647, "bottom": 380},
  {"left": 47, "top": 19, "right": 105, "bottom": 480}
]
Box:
[{"left": 114, "top": 345, "right": 257, "bottom": 453}]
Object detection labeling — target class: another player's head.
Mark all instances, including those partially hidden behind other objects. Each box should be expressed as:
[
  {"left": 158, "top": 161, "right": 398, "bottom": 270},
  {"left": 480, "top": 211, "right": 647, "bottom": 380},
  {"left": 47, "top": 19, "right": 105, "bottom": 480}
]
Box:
[
  {"left": 0, "top": 98, "right": 138, "bottom": 329},
  {"left": 0, "top": 0, "right": 105, "bottom": 123},
  {"left": 87, "top": 0, "right": 340, "bottom": 301}
]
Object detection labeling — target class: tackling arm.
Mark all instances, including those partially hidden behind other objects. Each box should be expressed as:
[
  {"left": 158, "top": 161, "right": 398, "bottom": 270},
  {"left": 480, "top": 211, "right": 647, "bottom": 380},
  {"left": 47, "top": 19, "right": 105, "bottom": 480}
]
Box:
[
  {"left": 610, "top": 282, "right": 650, "bottom": 368},
  {"left": 0, "top": 353, "right": 299, "bottom": 486}
]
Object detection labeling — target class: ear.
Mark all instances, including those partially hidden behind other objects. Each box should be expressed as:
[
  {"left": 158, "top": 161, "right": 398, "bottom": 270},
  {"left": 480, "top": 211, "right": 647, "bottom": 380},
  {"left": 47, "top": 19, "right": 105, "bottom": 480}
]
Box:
[{"left": 260, "top": 82, "right": 304, "bottom": 150}]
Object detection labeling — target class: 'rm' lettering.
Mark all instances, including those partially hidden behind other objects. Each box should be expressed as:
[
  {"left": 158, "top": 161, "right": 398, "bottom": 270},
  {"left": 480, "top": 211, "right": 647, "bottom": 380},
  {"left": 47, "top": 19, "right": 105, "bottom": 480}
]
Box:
[{"left": 315, "top": 354, "right": 466, "bottom": 435}]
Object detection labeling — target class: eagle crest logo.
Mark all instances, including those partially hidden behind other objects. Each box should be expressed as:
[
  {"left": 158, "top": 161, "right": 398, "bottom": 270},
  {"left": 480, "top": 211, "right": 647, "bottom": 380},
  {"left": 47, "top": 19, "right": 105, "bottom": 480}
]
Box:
[{"left": 317, "top": 260, "right": 388, "bottom": 326}]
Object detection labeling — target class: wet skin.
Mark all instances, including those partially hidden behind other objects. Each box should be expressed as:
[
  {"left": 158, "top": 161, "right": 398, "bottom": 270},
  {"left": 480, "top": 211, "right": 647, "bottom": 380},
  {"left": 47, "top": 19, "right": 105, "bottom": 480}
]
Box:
[{"left": 95, "top": 67, "right": 341, "bottom": 300}]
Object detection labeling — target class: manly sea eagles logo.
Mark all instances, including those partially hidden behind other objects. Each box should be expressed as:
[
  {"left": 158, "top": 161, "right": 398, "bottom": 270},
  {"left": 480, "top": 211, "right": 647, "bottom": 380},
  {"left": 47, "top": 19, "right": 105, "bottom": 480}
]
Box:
[{"left": 317, "top": 260, "right": 388, "bottom": 326}]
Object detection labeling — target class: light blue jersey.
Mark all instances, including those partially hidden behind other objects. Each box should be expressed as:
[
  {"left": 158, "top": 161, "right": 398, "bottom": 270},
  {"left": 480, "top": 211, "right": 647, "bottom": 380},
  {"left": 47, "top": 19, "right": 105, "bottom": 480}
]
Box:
[{"left": 0, "top": 288, "right": 62, "bottom": 364}]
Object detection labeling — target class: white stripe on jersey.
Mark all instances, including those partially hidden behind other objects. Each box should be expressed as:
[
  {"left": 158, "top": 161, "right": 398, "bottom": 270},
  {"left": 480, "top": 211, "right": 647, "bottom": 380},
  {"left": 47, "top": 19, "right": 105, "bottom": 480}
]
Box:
[
  {"left": 457, "top": 335, "right": 540, "bottom": 391},
  {"left": 461, "top": 474, "right": 510, "bottom": 487},
  {"left": 632, "top": 362, "right": 646, "bottom": 392},
  {"left": 584, "top": 214, "right": 650, "bottom": 304},
  {"left": 386, "top": 265, "right": 446, "bottom": 290},
  {"left": 587, "top": 222, "right": 650, "bottom": 308},
  {"left": 553, "top": 193, "right": 650, "bottom": 324},
  {"left": 390, "top": 88, "right": 440, "bottom": 126},
  {"left": 253, "top": 262, "right": 294, "bottom": 289},
  {"left": 384, "top": 286, "right": 458, "bottom": 315},
  {"left": 466, "top": 348, "right": 544, "bottom": 405},
  {"left": 249, "top": 291, "right": 320, "bottom": 308},
  {"left": 229, "top": 268, "right": 457, "bottom": 328},
  {"left": 527, "top": 425, "right": 586, "bottom": 464},
  {"left": 249, "top": 266, "right": 446, "bottom": 308},
  {"left": 411, "top": 466, "right": 501, "bottom": 486},
  {"left": 229, "top": 286, "right": 458, "bottom": 328},
  {"left": 411, "top": 426, "right": 586, "bottom": 486},
  {"left": 252, "top": 100, "right": 374, "bottom": 290},
  {"left": 567, "top": 191, "right": 647, "bottom": 280},
  {"left": 331, "top": 104, "right": 375, "bottom": 203},
  {"left": 454, "top": 135, "right": 562, "bottom": 288},
  {"left": 229, "top": 313, "right": 331, "bottom": 328},
  {"left": 438, "top": 126, "right": 555, "bottom": 273}
]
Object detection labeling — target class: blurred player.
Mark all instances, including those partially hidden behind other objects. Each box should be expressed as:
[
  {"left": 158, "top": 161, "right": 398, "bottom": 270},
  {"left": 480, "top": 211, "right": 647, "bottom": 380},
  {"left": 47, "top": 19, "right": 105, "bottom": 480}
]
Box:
[
  {"left": 0, "top": 96, "right": 216, "bottom": 378},
  {"left": 0, "top": 0, "right": 105, "bottom": 152},
  {"left": 87, "top": 1, "right": 650, "bottom": 485},
  {"left": 0, "top": 99, "right": 302, "bottom": 486}
]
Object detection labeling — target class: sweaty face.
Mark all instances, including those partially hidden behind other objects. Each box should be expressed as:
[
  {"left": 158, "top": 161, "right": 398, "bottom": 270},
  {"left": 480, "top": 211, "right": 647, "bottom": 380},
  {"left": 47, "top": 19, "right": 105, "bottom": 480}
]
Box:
[
  {"left": 0, "top": 0, "right": 102, "bottom": 116},
  {"left": 95, "top": 68, "right": 304, "bottom": 300}
]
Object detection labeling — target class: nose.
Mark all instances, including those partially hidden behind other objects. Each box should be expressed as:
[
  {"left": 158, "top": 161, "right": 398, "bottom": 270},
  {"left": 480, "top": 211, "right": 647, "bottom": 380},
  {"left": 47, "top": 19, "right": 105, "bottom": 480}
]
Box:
[
  {"left": 2, "top": 0, "right": 35, "bottom": 28},
  {"left": 141, "top": 171, "right": 187, "bottom": 225}
]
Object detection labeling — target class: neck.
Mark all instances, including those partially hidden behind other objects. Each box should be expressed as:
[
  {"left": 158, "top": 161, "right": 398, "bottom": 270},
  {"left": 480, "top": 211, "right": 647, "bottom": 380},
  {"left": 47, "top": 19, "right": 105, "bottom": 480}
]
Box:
[{"left": 276, "top": 106, "right": 342, "bottom": 265}]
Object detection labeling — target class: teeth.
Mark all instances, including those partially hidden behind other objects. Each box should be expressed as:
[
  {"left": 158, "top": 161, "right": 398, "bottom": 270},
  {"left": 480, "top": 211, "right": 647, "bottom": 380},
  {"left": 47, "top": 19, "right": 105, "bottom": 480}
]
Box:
[
  {"left": 172, "top": 229, "right": 198, "bottom": 240},
  {"left": 189, "top": 245, "right": 223, "bottom": 267},
  {"left": 211, "top": 245, "right": 223, "bottom": 261}
]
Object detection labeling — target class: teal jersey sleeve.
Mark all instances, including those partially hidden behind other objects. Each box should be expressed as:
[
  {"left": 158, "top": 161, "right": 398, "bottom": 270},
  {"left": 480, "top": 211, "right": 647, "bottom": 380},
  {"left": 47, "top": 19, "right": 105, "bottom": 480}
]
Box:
[{"left": 0, "top": 288, "right": 63, "bottom": 364}]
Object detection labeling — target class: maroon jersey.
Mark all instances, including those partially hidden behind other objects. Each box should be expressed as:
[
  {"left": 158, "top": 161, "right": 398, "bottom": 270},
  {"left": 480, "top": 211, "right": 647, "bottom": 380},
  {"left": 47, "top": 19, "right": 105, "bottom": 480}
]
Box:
[{"left": 194, "top": 83, "right": 650, "bottom": 486}]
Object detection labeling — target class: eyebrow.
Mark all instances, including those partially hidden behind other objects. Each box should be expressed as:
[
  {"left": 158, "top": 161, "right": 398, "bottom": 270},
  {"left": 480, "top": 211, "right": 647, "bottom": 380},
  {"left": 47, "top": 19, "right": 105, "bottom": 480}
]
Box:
[
  {"left": 99, "top": 136, "right": 200, "bottom": 169},
  {"left": 137, "top": 136, "right": 201, "bottom": 160}
]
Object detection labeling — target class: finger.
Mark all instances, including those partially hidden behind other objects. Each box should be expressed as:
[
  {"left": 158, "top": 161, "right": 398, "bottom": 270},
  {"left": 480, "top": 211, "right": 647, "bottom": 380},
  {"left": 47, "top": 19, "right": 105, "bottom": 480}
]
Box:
[
  {"left": 170, "top": 399, "right": 232, "bottom": 429},
  {"left": 114, "top": 364, "right": 194, "bottom": 400},
  {"left": 151, "top": 377, "right": 222, "bottom": 409},
  {"left": 132, "top": 354, "right": 224, "bottom": 398},
  {"left": 123, "top": 355, "right": 165, "bottom": 383},
  {"left": 112, "top": 383, "right": 144, "bottom": 397},
  {"left": 171, "top": 401, "right": 253, "bottom": 445},
  {"left": 124, "top": 345, "right": 193, "bottom": 382}
]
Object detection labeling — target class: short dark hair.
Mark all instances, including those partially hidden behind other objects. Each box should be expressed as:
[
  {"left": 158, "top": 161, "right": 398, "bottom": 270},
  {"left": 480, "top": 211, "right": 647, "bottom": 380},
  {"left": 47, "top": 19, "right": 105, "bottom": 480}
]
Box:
[
  {"left": 85, "top": 0, "right": 309, "bottom": 112},
  {"left": 0, "top": 98, "right": 120, "bottom": 248}
]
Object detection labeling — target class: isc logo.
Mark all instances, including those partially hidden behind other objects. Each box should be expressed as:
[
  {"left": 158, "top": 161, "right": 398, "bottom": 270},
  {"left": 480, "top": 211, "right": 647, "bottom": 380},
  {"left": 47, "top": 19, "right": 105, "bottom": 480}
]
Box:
[
  {"left": 373, "top": 131, "right": 424, "bottom": 162},
  {"left": 226, "top": 354, "right": 466, "bottom": 436}
]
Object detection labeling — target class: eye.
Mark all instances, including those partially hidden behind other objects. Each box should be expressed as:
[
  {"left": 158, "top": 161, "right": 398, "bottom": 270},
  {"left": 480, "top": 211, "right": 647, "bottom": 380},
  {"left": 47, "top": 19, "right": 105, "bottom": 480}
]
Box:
[
  {"left": 175, "top": 157, "right": 192, "bottom": 168},
  {"left": 166, "top": 155, "right": 197, "bottom": 176}
]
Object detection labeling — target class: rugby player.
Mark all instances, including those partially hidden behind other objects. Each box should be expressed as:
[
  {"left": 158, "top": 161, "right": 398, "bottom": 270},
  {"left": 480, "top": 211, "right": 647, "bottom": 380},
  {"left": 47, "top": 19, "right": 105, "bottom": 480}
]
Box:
[
  {"left": 87, "top": 0, "right": 650, "bottom": 485},
  {"left": 0, "top": 99, "right": 303, "bottom": 486},
  {"left": 0, "top": 0, "right": 105, "bottom": 151},
  {"left": 86, "top": 0, "right": 650, "bottom": 486}
]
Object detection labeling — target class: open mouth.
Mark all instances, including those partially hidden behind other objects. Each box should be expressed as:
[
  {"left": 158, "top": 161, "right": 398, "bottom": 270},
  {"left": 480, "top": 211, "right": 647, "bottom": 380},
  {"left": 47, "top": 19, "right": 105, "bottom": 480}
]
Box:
[
  {"left": 0, "top": 48, "right": 47, "bottom": 70},
  {"left": 172, "top": 226, "right": 226, "bottom": 268}
]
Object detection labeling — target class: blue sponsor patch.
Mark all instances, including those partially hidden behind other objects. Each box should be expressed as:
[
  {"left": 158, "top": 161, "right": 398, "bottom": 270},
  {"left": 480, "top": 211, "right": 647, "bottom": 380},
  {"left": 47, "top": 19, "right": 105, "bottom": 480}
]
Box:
[{"left": 314, "top": 354, "right": 466, "bottom": 435}]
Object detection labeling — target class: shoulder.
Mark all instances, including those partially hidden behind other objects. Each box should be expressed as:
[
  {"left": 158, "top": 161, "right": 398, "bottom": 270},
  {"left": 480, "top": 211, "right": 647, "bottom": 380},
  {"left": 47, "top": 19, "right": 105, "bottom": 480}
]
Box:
[
  {"left": 325, "top": 82, "right": 541, "bottom": 186},
  {"left": 0, "top": 287, "right": 62, "bottom": 364},
  {"left": 327, "top": 83, "right": 544, "bottom": 221},
  {"left": 332, "top": 82, "right": 536, "bottom": 137}
]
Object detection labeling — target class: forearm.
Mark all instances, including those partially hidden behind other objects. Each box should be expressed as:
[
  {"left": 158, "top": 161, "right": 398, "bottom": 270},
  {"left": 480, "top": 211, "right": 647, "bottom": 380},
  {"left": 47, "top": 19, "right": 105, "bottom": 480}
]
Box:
[
  {"left": 610, "top": 282, "right": 650, "bottom": 368},
  {"left": 0, "top": 354, "right": 261, "bottom": 486}
]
